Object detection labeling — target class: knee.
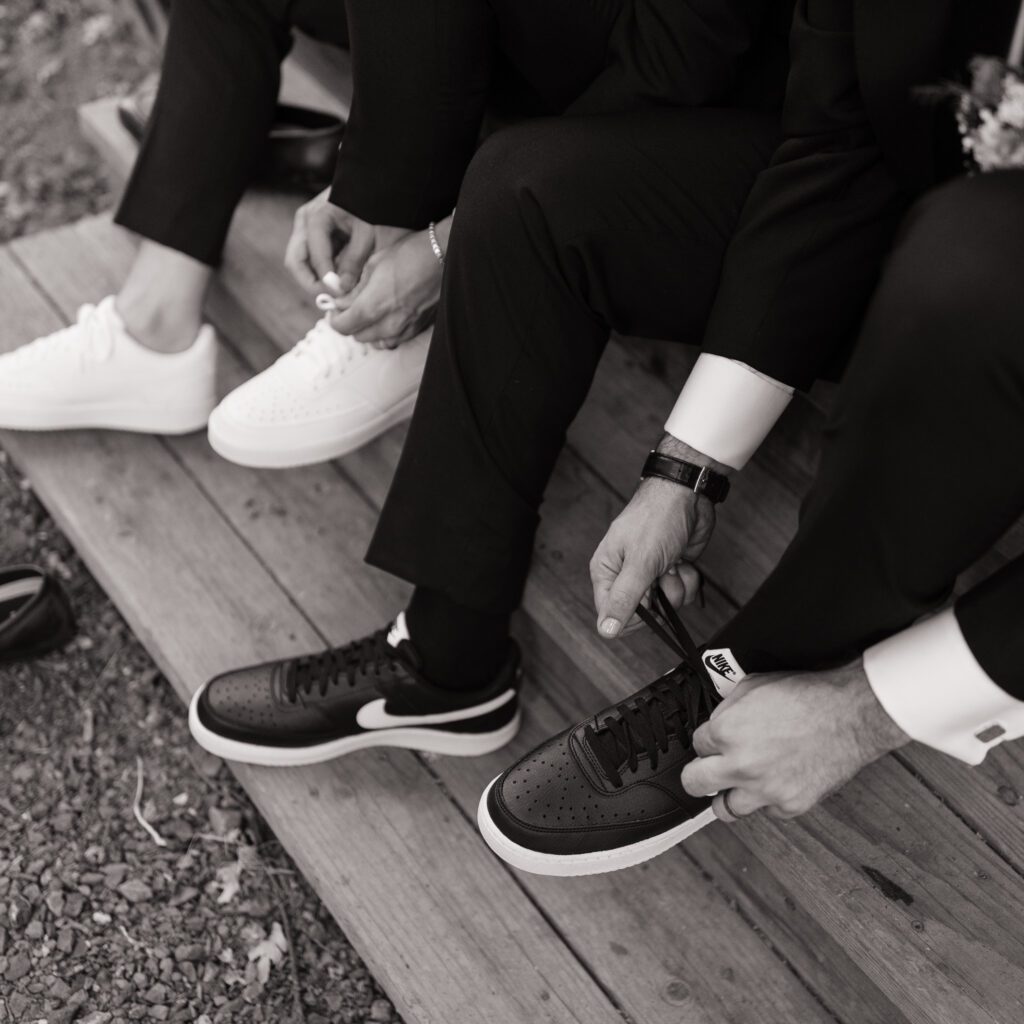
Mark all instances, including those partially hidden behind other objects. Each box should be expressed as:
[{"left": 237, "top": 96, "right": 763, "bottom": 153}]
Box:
[
  {"left": 455, "top": 120, "right": 591, "bottom": 245},
  {"left": 875, "top": 172, "right": 1024, "bottom": 365}
]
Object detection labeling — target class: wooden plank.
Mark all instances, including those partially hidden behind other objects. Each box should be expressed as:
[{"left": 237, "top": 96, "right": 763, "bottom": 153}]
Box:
[
  {"left": 10, "top": 215, "right": 838, "bottom": 1024},
  {"left": 284, "top": 33, "right": 353, "bottom": 120},
  {"left": 0, "top": 245, "right": 629, "bottom": 1024}
]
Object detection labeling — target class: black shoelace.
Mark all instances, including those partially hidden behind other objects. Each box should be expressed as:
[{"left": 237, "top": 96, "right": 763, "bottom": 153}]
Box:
[
  {"left": 284, "top": 627, "right": 402, "bottom": 702},
  {"left": 585, "top": 586, "right": 719, "bottom": 787}
]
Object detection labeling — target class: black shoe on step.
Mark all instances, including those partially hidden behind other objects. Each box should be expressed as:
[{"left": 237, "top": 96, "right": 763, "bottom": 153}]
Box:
[
  {"left": 189, "top": 613, "right": 521, "bottom": 767},
  {"left": 118, "top": 79, "right": 346, "bottom": 190},
  {"left": 478, "top": 588, "right": 730, "bottom": 876},
  {"left": 0, "top": 565, "right": 76, "bottom": 667}
]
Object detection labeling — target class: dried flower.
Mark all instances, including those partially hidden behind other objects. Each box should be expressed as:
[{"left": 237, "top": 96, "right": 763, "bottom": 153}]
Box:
[{"left": 934, "top": 56, "right": 1024, "bottom": 172}]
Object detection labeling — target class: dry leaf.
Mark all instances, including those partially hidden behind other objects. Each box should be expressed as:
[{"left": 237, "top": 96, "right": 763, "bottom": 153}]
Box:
[
  {"left": 215, "top": 859, "right": 243, "bottom": 905},
  {"left": 247, "top": 921, "right": 288, "bottom": 986}
]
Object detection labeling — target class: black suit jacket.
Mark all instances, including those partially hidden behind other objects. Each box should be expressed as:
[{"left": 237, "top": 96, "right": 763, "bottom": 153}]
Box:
[
  {"left": 702, "top": 0, "right": 1024, "bottom": 698},
  {"left": 702, "top": 0, "right": 1019, "bottom": 389}
]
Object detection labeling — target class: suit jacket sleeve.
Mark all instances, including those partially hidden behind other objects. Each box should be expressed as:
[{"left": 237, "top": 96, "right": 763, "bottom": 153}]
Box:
[
  {"left": 956, "top": 556, "right": 1024, "bottom": 701},
  {"left": 700, "top": 0, "right": 908, "bottom": 390},
  {"left": 331, "top": 0, "right": 495, "bottom": 228}
]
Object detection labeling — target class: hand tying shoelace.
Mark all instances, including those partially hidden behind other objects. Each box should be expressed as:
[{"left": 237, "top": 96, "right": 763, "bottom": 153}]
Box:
[
  {"left": 284, "top": 627, "right": 407, "bottom": 701},
  {"left": 314, "top": 292, "right": 399, "bottom": 351},
  {"left": 585, "top": 585, "right": 720, "bottom": 787}
]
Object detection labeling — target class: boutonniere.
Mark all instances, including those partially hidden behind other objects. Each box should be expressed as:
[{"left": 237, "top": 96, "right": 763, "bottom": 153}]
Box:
[
  {"left": 951, "top": 56, "right": 1024, "bottom": 171},
  {"left": 932, "top": 3, "right": 1024, "bottom": 172}
]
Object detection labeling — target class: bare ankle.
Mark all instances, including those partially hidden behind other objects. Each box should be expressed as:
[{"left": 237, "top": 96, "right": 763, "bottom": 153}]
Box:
[
  {"left": 116, "top": 240, "right": 213, "bottom": 353},
  {"left": 115, "top": 297, "right": 202, "bottom": 354}
]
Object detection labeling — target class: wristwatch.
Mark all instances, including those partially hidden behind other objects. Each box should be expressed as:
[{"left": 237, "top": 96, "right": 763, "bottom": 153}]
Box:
[{"left": 641, "top": 451, "right": 731, "bottom": 504}]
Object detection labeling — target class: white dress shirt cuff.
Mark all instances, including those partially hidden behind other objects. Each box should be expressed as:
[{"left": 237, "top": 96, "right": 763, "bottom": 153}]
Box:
[
  {"left": 664, "top": 354, "right": 794, "bottom": 470},
  {"left": 862, "top": 607, "right": 1024, "bottom": 765}
]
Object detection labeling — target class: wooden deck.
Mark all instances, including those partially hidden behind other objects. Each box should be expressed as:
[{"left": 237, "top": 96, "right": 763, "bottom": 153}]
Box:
[{"left": 0, "top": 64, "right": 1021, "bottom": 1023}]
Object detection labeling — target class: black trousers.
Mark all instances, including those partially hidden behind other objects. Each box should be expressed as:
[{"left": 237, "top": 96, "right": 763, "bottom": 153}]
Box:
[
  {"left": 369, "top": 168, "right": 1024, "bottom": 698},
  {"left": 114, "top": 0, "right": 625, "bottom": 266},
  {"left": 115, "top": 0, "right": 348, "bottom": 266},
  {"left": 716, "top": 171, "right": 1024, "bottom": 697},
  {"left": 366, "top": 108, "right": 781, "bottom": 609}
]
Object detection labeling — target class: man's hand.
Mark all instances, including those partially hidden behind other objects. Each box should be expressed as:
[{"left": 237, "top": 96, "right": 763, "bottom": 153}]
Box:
[
  {"left": 284, "top": 188, "right": 411, "bottom": 295},
  {"left": 681, "top": 660, "right": 910, "bottom": 821},
  {"left": 590, "top": 436, "right": 727, "bottom": 638},
  {"left": 326, "top": 228, "right": 444, "bottom": 347}
]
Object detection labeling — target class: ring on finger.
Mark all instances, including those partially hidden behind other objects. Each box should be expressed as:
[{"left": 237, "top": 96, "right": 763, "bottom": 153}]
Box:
[{"left": 721, "top": 789, "right": 746, "bottom": 821}]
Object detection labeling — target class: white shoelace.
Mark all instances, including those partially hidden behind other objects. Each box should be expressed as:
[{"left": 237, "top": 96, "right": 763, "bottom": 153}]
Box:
[
  {"left": 285, "top": 296, "right": 369, "bottom": 378},
  {"left": 8, "top": 303, "right": 117, "bottom": 368}
]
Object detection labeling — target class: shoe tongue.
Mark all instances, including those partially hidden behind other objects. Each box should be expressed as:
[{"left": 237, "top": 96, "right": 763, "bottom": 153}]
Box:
[
  {"left": 387, "top": 612, "right": 411, "bottom": 648},
  {"left": 386, "top": 612, "right": 422, "bottom": 670},
  {"left": 91, "top": 297, "right": 148, "bottom": 354},
  {"left": 95, "top": 297, "right": 129, "bottom": 338},
  {"left": 700, "top": 647, "right": 746, "bottom": 698}
]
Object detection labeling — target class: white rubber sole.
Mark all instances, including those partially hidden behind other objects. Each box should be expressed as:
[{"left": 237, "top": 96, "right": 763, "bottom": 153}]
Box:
[
  {"left": 207, "top": 392, "right": 418, "bottom": 469},
  {"left": 0, "top": 396, "right": 214, "bottom": 435},
  {"left": 188, "top": 689, "right": 521, "bottom": 767},
  {"left": 477, "top": 777, "right": 717, "bottom": 876}
]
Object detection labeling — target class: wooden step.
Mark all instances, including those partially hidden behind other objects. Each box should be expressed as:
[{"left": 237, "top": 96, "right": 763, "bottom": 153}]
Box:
[{"left": 0, "top": 85, "right": 1015, "bottom": 1024}]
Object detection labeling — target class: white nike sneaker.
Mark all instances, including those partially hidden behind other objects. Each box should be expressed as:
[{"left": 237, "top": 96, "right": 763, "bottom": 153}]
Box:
[
  {"left": 207, "top": 314, "right": 429, "bottom": 469},
  {"left": 0, "top": 297, "right": 218, "bottom": 434}
]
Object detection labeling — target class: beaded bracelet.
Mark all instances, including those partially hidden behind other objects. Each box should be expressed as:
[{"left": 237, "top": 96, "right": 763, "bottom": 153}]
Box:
[{"left": 428, "top": 221, "right": 445, "bottom": 265}]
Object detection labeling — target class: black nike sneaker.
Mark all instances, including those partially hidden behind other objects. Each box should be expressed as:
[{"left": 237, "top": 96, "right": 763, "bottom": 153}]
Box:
[
  {"left": 478, "top": 588, "right": 733, "bottom": 875},
  {"left": 189, "top": 613, "right": 522, "bottom": 766}
]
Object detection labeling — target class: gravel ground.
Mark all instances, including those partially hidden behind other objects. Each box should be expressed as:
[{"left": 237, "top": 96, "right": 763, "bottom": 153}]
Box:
[
  {"left": 1, "top": 3, "right": 404, "bottom": 1021},
  {"left": 0, "top": 0, "right": 153, "bottom": 242},
  {"left": 0, "top": 459, "right": 403, "bottom": 1022}
]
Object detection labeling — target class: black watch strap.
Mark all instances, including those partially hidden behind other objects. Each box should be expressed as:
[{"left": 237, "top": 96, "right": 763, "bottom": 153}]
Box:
[{"left": 641, "top": 451, "right": 731, "bottom": 504}]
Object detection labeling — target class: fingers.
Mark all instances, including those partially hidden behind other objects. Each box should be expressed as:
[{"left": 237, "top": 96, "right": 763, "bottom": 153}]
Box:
[
  {"left": 306, "top": 206, "right": 339, "bottom": 285},
  {"left": 707, "top": 677, "right": 756, "bottom": 720},
  {"left": 353, "top": 313, "right": 412, "bottom": 347},
  {"left": 690, "top": 721, "right": 718, "bottom": 758},
  {"left": 676, "top": 563, "right": 702, "bottom": 605},
  {"left": 658, "top": 569, "right": 687, "bottom": 611},
  {"left": 284, "top": 208, "right": 318, "bottom": 292},
  {"left": 597, "top": 559, "right": 654, "bottom": 638},
  {"left": 334, "top": 219, "right": 376, "bottom": 293},
  {"left": 712, "top": 788, "right": 768, "bottom": 823},
  {"left": 680, "top": 753, "right": 735, "bottom": 797},
  {"left": 329, "top": 294, "right": 387, "bottom": 338},
  {"left": 657, "top": 563, "right": 702, "bottom": 610}
]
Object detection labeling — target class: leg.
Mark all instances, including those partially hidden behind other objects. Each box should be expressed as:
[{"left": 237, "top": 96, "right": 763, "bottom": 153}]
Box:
[
  {"left": 472, "top": 171, "right": 1024, "bottom": 879},
  {"left": 333, "top": 0, "right": 623, "bottom": 228},
  {"left": 367, "top": 108, "right": 779, "bottom": 616},
  {"left": 114, "top": 0, "right": 299, "bottom": 350},
  {"left": 716, "top": 171, "right": 1024, "bottom": 671}
]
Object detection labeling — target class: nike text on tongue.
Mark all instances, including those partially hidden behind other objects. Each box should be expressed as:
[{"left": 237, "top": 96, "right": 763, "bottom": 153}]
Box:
[{"left": 701, "top": 648, "right": 746, "bottom": 697}]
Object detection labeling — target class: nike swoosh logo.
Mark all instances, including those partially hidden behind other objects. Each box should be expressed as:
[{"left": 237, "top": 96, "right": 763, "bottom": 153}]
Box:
[
  {"left": 356, "top": 689, "right": 516, "bottom": 730},
  {"left": 703, "top": 654, "right": 734, "bottom": 677}
]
